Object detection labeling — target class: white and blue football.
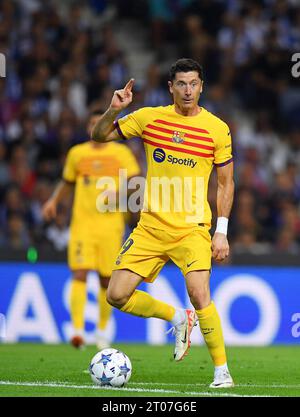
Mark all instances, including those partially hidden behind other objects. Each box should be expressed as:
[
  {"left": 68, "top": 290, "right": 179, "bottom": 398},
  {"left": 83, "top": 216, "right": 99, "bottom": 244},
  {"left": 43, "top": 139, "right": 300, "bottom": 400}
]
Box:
[{"left": 89, "top": 348, "right": 132, "bottom": 387}]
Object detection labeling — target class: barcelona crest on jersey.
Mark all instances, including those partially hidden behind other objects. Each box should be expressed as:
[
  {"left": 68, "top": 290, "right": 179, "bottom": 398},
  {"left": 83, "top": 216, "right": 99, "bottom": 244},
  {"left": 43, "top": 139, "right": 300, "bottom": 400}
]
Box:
[{"left": 172, "top": 131, "right": 185, "bottom": 143}]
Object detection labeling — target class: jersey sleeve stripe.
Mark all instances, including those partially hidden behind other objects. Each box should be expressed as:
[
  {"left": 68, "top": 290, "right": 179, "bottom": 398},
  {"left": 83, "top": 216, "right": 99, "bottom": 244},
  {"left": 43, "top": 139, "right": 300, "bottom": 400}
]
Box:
[
  {"left": 154, "top": 119, "right": 209, "bottom": 134},
  {"left": 144, "top": 138, "right": 214, "bottom": 158},
  {"left": 113, "top": 120, "right": 127, "bottom": 140},
  {"left": 146, "top": 124, "right": 214, "bottom": 143},
  {"left": 214, "top": 158, "right": 233, "bottom": 167},
  {"left": 143, "top": 130, "right": 214, "bottom": 151}
]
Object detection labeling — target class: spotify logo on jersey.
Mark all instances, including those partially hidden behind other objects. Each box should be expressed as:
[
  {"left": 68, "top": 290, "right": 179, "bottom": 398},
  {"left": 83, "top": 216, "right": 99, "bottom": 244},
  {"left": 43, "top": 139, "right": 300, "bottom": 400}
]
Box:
[
  {"left": 153, "top": 148, "right": 166, "bottom": 163},
  {"left": 153, "top": 148, "right": 197, "bottom": 168}
]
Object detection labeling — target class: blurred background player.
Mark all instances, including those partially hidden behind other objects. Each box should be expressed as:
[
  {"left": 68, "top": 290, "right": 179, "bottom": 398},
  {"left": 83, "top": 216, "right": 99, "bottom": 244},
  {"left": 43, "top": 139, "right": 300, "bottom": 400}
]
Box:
[{"left": 42, "top": 110, "right": 140, "bottom": 349}]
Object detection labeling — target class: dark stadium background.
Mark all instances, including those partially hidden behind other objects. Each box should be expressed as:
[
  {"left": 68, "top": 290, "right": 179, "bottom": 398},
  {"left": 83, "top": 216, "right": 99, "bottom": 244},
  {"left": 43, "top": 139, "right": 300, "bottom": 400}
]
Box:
[{"left": 0, "top": 0, "right": 300, "bottom": 341}]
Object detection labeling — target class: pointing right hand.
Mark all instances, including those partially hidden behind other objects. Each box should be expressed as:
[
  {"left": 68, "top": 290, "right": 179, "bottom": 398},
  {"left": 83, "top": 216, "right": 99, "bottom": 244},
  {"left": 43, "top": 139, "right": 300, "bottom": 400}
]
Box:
[{"left": 110, "top": 78, "right": 134, "bottom": 111}]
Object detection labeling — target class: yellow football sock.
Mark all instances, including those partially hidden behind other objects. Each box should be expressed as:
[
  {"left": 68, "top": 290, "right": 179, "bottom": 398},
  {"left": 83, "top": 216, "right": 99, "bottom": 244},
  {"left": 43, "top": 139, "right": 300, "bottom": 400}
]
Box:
[
  {"left": 196, "top": 301, "right": 227, "bottom": 366},
  {"left": 98, "top": 287, "right": 113, "bottom": 331},
  {"left": 70, "top": 280, "right": 87, "bottom": 331},
  {"left": 120, "top": 290, "right": 175, "bottom": 321}
]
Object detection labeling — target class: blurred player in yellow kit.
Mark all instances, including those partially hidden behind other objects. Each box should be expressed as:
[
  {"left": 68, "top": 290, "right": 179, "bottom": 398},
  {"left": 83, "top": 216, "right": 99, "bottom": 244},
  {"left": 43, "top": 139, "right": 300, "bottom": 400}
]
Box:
[
  {"left": 91, "top": 59, "right": 235, "bottom": 388},
  {"left": 42, "top": 110, "right": 140, "bottom": 349}
]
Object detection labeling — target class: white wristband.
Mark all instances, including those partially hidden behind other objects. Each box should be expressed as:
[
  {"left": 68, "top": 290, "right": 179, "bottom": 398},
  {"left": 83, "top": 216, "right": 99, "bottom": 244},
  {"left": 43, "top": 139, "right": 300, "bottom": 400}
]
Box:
[{"left": 215, "top": 217, "right": 228, "bottom": 235}]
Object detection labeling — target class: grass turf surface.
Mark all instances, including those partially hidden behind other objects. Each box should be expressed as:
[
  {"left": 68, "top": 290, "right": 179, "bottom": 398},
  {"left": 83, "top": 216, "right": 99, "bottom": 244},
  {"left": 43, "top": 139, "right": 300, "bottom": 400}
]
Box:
[{"left": 0, "top": 343, "right": 300, "bottom": 397}]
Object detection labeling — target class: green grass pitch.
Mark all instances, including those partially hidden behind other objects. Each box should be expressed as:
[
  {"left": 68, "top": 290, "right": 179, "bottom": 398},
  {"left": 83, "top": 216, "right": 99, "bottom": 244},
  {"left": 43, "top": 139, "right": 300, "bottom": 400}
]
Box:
[{"left": 0, "top": 343, "right": 299, "bottom": 397}]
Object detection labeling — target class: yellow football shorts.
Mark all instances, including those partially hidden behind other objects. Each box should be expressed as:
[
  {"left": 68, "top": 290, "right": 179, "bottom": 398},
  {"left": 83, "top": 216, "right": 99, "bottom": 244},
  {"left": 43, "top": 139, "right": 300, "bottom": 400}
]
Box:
[
  {"left": 68, "top": 230, "right": 123, "bottom": 277},
  {"left": 113, "top": 223, "right": 212, "bottom": 282}
]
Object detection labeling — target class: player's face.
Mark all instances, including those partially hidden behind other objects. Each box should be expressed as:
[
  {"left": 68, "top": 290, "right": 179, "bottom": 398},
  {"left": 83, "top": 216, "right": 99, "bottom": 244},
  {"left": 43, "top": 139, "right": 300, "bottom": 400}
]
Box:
[
  {"left": 87, "top": 115, "right": 103, "bottom": 136},
  {"left": 168, "top": 71, "right": 203, "bottom": 115}
]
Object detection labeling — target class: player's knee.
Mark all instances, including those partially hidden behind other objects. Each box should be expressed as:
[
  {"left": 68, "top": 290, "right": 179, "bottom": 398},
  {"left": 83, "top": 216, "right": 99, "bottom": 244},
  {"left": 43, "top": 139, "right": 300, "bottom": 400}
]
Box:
[
  {"left": 106, "top": 288, "right": 130, "bottom": 309},
  {"left": 73, "top": 270, "right": 88, "bottom": 282},
  {"left": 106, "top": 269, "right": 139, "bottom": 308},
  {"left": 106, "top": 282, "right": 130, "bottom": 309},
  {"left": 188, "top": 285, "right": 210, "bottom": 310}
]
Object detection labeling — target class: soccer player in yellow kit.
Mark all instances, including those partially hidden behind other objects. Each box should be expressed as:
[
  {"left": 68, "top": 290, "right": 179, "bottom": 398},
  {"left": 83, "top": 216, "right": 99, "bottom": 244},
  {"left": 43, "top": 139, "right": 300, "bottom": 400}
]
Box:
[
  {"left": 42, "top": 110, "right": 140, "bottom": 350},
  {"left": 91, "top": 59, "right": 235, "bottom": 388}
]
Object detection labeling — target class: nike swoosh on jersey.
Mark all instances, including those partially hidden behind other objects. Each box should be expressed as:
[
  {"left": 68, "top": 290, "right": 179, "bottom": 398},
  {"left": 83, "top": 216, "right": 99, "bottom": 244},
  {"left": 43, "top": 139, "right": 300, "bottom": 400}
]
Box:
[{"left": 187, "top": 260, "right": 198, "bottom": 268}]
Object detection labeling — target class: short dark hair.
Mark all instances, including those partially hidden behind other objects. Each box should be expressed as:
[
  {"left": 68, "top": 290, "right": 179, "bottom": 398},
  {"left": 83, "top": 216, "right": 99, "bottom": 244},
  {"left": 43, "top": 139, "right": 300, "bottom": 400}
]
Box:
[{"left": 169, "top": 58, "right": 204, "bottom": 81}]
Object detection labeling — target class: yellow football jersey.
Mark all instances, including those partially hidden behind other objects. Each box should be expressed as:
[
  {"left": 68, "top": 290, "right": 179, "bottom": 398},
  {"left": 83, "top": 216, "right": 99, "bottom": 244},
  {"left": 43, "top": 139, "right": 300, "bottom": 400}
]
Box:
[
  {"left": 63, "top": 141, "right": 140, "bottom": 236},
  {"left": 115, "top": 105, "right": 232, "bottom": 231}
]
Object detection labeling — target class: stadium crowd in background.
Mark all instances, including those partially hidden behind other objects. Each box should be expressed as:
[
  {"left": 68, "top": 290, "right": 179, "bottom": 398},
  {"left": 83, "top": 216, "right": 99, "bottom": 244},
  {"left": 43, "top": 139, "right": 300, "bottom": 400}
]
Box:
[{"left": 0, "top": 0, "right": 300, "bottom": 256}]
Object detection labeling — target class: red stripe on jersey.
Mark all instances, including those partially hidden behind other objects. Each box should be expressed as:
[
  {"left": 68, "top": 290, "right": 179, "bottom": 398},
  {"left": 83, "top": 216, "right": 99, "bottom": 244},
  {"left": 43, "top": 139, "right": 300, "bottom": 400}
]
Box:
[
  {"left": 143, "top": 130, "right": 214, "bottom": 151},
  {"left": 154, "top": 119, "right": 209, "bottom": 134},
  {"left": 146, "top": 124, "right": 214, "bottom": 143},
  {"left": 143, "top": 138, "right": 214, "bottom": 158}
]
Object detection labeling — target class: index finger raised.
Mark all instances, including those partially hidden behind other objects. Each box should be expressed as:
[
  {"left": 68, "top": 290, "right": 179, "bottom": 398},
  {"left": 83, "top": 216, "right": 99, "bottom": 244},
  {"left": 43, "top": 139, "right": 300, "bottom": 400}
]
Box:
[{"left": 124, "top": 78, "right": 135, "bottom": 92}]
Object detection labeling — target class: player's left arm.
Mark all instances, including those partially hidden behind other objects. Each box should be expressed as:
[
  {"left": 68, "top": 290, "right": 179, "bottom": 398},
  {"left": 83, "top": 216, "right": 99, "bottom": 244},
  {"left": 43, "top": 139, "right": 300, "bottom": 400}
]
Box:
[{"left": 212, "top": 161, "right": 234, "bottom": 262}]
